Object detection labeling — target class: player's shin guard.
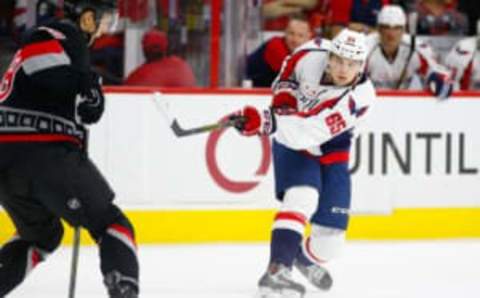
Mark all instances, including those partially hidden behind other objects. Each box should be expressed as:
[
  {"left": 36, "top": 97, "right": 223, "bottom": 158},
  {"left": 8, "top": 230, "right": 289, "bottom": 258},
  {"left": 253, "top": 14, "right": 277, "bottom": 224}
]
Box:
[
  {"left": 0, "top": 235, "right": 51, "bottom": 296},
  {"left": 269, "top": 186, "right": 318, "bottom": 268},
  {"left": 97, "top": 213, "right": 139, "bottom": 298},
  {"left": 293, "top": 225, "right": 345, "bottom": 291}
]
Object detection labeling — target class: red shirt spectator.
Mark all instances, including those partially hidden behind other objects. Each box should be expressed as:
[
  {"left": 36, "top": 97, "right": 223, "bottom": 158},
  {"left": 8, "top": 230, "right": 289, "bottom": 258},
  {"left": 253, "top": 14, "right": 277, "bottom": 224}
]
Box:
[
  {"left": 247, "top": 16, "right": 313, "bottom": 87},
  {"left": 262, "top": 0, "right": 324, "bottom": 31},
  {"left": 124, "top": 28, "right": 196, "bottom": 87},
  {"left": 416, "top": 0, "right": 468, "bottom": 35},
  {"left": 329, "top": 0, "right": 390, "bottom": 36}
]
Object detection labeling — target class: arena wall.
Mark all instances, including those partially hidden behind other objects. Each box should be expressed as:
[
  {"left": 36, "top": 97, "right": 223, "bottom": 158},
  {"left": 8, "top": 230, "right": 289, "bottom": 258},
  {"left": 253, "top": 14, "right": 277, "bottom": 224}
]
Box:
[{"left": 1, "top": 88, "right": 479, "bottom": 244}]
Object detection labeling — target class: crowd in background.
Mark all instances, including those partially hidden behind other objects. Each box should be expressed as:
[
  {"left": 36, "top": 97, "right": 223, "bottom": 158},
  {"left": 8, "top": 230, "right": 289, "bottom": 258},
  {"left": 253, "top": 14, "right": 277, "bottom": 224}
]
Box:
[{"left": 0, "top": 0, "right": 479, "bottom": 90}]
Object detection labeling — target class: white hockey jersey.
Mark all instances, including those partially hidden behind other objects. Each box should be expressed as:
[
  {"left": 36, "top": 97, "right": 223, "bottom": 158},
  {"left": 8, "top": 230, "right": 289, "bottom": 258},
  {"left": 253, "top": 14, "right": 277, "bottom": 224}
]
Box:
[
  {"left": 365, "top": 33, "right": 444, "bottom": 89},
  {"left": 444, "top": 37, "right": 480, "bottom": 90},
  {"left": 271, "top": 38, "right": 376, "bottom": 155}
]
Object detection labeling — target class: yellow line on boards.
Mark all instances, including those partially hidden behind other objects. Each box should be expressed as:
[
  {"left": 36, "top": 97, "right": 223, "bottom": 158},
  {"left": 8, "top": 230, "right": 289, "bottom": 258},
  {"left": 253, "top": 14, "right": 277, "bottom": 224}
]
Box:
[{"left": 1, "top": 208, "right": 480, "bottom": 245}]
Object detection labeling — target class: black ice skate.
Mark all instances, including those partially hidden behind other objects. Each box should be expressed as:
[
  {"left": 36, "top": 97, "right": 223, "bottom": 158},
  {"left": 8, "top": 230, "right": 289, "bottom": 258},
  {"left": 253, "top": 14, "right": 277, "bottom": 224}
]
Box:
[
  {"left": 104, "top": 271, "right": 138, "bottom": 298},
  {"left": 257, "top": 263, "right": 306, "bottom": 298},
  {"left": 293, "top": 259, "right": 333, "bottom": 291}
]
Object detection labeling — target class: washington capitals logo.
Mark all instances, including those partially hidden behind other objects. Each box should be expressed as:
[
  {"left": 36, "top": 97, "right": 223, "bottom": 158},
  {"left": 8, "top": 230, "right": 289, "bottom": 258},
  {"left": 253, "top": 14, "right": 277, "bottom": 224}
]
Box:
[{"left": 348, "top": 96, "right": 368, "bottom": 118}]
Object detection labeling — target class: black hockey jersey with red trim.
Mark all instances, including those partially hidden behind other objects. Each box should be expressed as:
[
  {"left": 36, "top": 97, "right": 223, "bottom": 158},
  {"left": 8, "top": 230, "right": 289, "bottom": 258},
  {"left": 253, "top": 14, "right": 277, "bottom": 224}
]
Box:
[{"left": 0, "top": 20, "right": 91, "bottom": 146}]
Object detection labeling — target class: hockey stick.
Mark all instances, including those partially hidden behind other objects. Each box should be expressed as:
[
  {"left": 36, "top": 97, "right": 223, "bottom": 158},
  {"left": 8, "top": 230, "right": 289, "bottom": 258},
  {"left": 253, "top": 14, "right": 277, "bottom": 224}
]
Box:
[
  {"left": 395, "top": 12, "right": 418, "bottom": 89},
  {"left": 152, "top": 92, "right": 245, "bottom": 137},
  {"left": 67, "top": 127, "right": 89, "bottom": 298},
  {"left": 68, "top": 226, "right": 81, "bottom": 298},
  {"left": 170, "top": 117, "right": 242, "bottom": 137}
]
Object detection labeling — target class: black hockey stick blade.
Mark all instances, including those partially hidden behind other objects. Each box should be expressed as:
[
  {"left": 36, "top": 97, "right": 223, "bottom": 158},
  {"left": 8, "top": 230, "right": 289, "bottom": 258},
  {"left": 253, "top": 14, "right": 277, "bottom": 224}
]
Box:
[{"left": 170, "top": 117, "right": 243, "bottom": 137}]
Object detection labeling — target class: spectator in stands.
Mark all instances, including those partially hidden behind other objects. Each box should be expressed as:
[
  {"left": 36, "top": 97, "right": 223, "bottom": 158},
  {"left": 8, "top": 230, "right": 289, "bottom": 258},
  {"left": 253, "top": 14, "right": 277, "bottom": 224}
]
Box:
[
  {"left": 36, "top": 0, "right": 58, "bottom": 26},
  {"left": 416, "top": 0, "right": 468, "bottom": 35},
  {"left": 0, "top": 0, "right": 15, "bottom": 75},
  {"left": 90, "top": 10, "right": 125, "bottom": 85},
  {"left": 125, "top": 28, "right": 196, "bottom": 87},
  {"left": 0, "top": 1, "right": 14, "bottom": 36},
  {"left": 444, "top": 36, "right": 480, "bottom": 89},
  {"left": 389, "top": 0, "right": 416, "bottom": 12},
  {"left": 328, "top": 0, "right": 390, "bottom": 37},
  {"left": 91, "top": 32, "right": 124, "bottom": 85},
  {"left": 246, "top": 15, "right": 313, "bottom": 87},
  {"left": 261, "top": 0, "right": 323, "bottom": 32},
  {"left": 365, "top": 5, "right": 453, "bottom": 99},
  {"left": 457, "top": 0, "right": 480, "bottom": 36}
]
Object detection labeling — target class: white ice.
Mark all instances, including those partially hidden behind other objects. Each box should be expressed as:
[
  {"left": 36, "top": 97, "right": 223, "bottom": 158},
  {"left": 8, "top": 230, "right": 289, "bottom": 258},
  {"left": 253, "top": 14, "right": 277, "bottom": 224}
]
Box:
[{"left": 8, "top": 240, "right": 480, "bottom": 298}]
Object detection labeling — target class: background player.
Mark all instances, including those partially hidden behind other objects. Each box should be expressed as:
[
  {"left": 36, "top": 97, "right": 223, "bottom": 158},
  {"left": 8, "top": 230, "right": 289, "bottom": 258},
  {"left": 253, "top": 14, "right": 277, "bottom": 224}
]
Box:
[
  {"left": 0, "top": 4, "right": 139, "bottom": 298},
  {"left": 365, "top": 5, "right": 453, "bottom": 99},
  {"left": 232, "top": 29, "right": 375, "bottom": 298},
  {"left": 444, "top": 32, "right": 480, "bottom": 90}
]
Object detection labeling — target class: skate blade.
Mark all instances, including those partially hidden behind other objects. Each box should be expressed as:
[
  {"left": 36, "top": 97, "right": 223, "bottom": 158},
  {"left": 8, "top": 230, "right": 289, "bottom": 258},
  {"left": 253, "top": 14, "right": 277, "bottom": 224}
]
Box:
[
  {"left": 255, "top": 287, "right": 304, "bottom": 298},
  {"left": 281, "top": 289, "right": 304, "bottom": 298},
  {"left": 255, "top": 287, "right": 282, "bottom": 298}
]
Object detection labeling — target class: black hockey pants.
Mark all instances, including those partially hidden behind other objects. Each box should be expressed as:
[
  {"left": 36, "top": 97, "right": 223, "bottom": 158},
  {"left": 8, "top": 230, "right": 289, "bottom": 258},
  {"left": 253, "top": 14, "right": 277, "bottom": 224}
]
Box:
[{"left": 0, "top": 143, "right": 139, "bottom": 296}]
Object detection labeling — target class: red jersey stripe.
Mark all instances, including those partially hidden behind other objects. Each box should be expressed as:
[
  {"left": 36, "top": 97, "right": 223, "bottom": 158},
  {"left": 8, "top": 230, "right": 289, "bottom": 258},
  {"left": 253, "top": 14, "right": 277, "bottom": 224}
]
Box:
[
  {"left": 22, "top": 40, "right": 64, "bottom": 60},
  {"left": 296, "top": 97, "right": 341, "bottom": 118},
  {"left": 109, "top": 224, "right": 137, "bottom": 248},
  {"left": 460, "top": 60, "right": 474, "bottom": 90},
  {"left": 0, "top": 134, "right": 82, "bottom": 146},
  {"left": 417, "top": 53, "right": 429, "bottom": 76},
  {"left": 275, "top": 211, "right": 307, "bottom": 225},
  {"left": 319, "top": 151, "right": 349, "bottom": 164},
  {"left": 280, "top": 50, "right": 309, "bottom": 80}
]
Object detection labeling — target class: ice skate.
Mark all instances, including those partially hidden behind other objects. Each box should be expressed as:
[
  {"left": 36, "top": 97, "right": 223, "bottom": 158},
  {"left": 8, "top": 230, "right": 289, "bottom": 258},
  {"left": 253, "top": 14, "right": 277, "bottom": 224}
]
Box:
[
  {"left": 104, "top": 271, "right": 138, "bottom": 298},
  {"left": 256, "top": 263, "right": 306, "bottom": 298},
  {"left": 294, "top": 259, "right": 333, "bottom": 291}
]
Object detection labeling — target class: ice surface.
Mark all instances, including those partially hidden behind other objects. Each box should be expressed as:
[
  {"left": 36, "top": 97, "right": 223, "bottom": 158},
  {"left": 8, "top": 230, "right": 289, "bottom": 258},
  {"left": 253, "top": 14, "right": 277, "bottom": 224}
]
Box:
[{"left": 8, "top": 241, "right": 480, "bottom": 298}]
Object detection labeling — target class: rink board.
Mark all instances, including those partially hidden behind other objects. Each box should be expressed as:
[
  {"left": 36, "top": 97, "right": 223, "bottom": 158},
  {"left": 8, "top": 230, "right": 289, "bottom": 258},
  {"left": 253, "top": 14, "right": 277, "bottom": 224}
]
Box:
[
  {"left": 1, "top": 89, "right": 479, "bottom": 243},
  {"left": 2, "top": 208, "right": 480, "bottom": 244}
]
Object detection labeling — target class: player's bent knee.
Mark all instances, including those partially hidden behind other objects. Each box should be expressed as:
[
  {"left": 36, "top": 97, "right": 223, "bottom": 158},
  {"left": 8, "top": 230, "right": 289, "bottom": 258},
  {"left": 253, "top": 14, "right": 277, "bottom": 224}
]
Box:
[
  {"left": 281, "top": 186, "right": 319, "bottom": 219},
  {"left": 303, "top": 224, "right": 346, "bottom": 264},
  {"left": 31, "top": 221, "right": 64, "bottom": 253}
]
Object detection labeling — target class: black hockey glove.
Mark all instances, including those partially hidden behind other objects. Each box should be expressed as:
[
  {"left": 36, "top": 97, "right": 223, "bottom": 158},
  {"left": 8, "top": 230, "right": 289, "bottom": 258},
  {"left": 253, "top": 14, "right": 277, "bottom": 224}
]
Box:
[{"left": 77, "top": 73, "right": 105, "bottom": 124}]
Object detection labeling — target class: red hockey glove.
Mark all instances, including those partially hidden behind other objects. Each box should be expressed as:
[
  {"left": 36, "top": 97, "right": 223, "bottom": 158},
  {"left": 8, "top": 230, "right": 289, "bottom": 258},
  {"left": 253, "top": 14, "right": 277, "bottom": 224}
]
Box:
[
  {"left": 271, "top": 88, "right": 298, "bottom": 115},
  {"left": 231, "top": 106, "right": 276, "bottom": 136}
]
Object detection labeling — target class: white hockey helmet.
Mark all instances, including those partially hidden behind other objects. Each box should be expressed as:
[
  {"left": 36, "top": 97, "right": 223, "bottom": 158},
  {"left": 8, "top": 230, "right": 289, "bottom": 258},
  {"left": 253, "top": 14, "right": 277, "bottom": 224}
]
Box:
[
  {"left": 377, "top": 5, "right": 407, "bottom": 27},
  {"left": 330, "top": 29, "right": 367, "bottom": 62}
]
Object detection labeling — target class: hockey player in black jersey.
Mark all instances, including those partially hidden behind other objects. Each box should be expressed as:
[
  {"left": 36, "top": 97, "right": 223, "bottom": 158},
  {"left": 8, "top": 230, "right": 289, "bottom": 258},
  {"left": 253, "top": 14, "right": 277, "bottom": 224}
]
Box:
[{"left": 0, "top": 5, "right": 139, "bottom": 298}]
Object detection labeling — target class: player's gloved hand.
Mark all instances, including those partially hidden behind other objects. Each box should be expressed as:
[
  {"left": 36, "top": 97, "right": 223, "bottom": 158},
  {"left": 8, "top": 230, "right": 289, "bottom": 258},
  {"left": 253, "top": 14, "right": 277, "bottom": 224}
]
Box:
[
  {"left": 272, "top": 88, "right": 298, "bottom": 115},
  {"left": 426, "top": 72, "right": 453, "bottom": 100},
  {"left": 77, "top": 73, "right": 105, "bottom": 124},
  {"left": 230, "top": 106, "right": 276, "bottom": 136}
]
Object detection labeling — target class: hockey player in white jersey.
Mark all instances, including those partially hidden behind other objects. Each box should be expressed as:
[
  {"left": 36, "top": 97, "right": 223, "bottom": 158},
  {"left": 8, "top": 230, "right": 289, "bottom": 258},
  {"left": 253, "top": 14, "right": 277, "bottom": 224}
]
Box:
[
  {"left": 231, "top": 29, "right": 375, "bottom": 298},
  {"left": 444, "top": 35, "right": 480, "bottom": 90},
  {"left": 365, "top": 5, "right": 453, "bottom": 99}
]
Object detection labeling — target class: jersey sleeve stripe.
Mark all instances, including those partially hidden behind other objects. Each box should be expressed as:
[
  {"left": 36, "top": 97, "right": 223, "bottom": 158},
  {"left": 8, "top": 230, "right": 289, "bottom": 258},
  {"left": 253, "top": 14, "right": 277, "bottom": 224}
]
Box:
[
  {"left": 417, "top": 52, "right": 429, "bottom": 76},
  {"left": 21, "top": 40, "right": 71, "bottom": 75},
  {"left": 22, "top": 40, "right": 64, "bottom": 59},
  {"left": 22, "top": 53, "right": 71, "bottom": 75},
  {"left": 460, "top": 60, "right": 474, "bottom": 90},
  {"left": 279, "top": 50, "right": 309, "bottom": 80}
]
